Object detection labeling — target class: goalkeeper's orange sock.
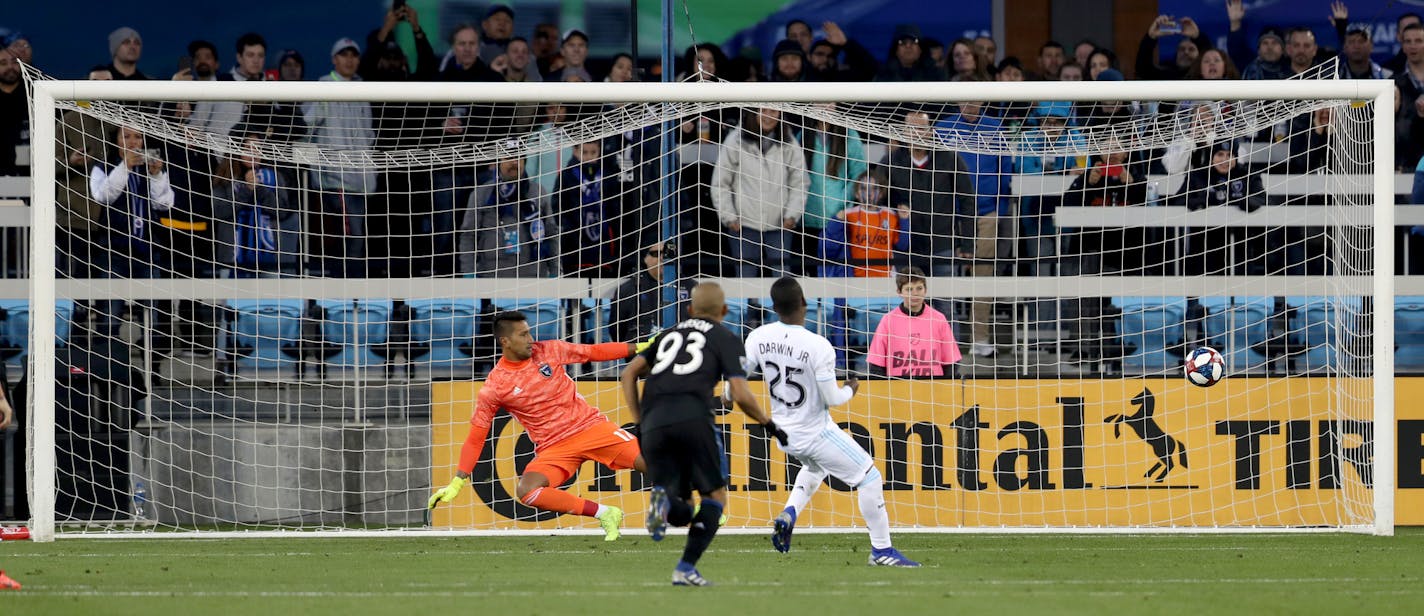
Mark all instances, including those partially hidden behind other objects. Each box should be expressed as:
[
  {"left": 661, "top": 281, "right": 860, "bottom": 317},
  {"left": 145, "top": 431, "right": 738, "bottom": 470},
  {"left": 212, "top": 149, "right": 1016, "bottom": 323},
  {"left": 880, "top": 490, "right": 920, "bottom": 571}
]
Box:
[{"left": 521, "top": 487, "right": 600, "bottom": 517}]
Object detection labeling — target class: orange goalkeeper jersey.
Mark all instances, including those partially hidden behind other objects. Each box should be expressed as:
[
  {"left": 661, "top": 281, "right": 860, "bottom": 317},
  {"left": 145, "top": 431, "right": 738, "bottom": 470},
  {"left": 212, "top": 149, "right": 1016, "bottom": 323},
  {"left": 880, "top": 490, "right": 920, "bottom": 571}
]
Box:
[{"left": 469, "top": 341, "right": 629, "bottom": 454}]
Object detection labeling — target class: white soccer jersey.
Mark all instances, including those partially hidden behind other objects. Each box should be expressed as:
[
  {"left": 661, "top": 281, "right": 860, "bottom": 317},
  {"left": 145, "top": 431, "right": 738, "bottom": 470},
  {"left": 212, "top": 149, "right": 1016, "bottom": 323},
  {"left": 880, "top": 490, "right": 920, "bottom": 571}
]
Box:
[{"left": 745, "top": 321, "right": 843, "bottom": 449}]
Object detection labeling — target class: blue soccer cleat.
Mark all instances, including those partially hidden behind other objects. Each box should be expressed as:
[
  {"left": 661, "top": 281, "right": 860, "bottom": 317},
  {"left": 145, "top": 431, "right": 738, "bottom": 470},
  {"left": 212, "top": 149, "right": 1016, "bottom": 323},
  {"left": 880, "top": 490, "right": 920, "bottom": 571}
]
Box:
[
  {"left": 771, "top": 507, "right": 797, "bottom": 553},
  {"left": 646, "top": 486, "right": 670, "bottom": 541},
  {"left": 672, "top": 563, "right": 712, "bottom": 586},
  {"left": 868, "top": 547, "right": 921, "bottom": 568}
]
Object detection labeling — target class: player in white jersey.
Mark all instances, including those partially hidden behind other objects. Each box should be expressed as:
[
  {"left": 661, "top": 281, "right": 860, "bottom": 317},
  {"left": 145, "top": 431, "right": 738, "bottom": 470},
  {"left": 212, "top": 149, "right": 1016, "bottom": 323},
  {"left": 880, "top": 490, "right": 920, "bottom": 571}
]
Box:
[{"left": 743, "top": 277, "right": 920, "bottom": 567}]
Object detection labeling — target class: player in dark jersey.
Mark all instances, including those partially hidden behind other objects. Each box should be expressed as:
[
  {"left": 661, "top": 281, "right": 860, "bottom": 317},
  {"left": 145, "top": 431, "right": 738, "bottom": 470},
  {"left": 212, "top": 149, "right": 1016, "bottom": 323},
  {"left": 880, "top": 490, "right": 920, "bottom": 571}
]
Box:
[{"left": 620, "top": 281, "right": 787, "bottom": 587}]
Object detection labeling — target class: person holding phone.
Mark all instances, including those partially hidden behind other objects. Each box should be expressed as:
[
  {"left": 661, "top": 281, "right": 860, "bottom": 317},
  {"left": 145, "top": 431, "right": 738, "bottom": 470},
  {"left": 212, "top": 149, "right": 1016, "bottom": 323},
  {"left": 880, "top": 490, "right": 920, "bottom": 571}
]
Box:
[
  {"left": 1136, "top": 14, "right": 1213, "bottom": 81},
  {"left": 88, "top": 125, "right": 174, "bottom": 335}
]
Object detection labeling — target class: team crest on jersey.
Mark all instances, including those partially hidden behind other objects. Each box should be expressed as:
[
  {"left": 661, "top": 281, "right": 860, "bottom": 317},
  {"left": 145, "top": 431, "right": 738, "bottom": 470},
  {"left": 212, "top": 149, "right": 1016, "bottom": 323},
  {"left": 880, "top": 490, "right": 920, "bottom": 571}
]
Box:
[{"left": 539, "top": 363, "right": 553, "bottom": 377}]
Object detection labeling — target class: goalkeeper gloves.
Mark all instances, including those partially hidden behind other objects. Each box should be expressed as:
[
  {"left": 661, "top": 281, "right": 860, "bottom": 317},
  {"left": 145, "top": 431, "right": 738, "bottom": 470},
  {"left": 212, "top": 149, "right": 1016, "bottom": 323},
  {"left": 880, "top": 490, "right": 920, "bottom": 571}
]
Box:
[
  {"left": 427, "top": 476, "right": 468, "bottom": 510},
  {"left": 762, "top": 420, "right": 790, "bottom": 448}
]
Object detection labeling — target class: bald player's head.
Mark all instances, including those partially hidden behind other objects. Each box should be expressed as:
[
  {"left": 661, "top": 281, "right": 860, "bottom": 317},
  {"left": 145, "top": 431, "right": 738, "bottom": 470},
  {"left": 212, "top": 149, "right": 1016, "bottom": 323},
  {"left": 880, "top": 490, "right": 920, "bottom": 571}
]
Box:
[{"left": 689, "top": 282, "right": 729, "bottom": 322}]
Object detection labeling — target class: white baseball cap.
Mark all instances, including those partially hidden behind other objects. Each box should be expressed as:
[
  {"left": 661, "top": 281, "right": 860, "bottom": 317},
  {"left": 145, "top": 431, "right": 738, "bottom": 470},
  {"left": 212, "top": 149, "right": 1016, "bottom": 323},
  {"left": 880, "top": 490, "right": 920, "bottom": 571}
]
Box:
[{"left": 331, "top": 37, "right": 361, "bottom": 56}]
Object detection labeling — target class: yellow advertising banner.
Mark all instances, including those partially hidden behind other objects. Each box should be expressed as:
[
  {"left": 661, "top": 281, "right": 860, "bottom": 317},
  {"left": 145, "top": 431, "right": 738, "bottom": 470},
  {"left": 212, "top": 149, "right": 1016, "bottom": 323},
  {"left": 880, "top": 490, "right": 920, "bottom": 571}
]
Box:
[{"left": 431, "top": 378, "right": 1419, "bottom": 529}]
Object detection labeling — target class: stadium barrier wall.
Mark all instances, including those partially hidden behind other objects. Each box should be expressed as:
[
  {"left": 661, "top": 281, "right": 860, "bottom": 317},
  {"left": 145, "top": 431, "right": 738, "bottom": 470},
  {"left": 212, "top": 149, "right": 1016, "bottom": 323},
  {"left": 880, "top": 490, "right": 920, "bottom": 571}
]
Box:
[{"left": 430, "top": 378, "right": 1422, "bottom": 528}]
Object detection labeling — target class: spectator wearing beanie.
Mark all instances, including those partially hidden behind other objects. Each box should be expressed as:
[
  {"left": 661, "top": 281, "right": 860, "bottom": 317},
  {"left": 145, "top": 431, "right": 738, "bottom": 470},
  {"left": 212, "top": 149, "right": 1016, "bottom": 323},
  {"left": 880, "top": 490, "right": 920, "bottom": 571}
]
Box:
[
  {"left": 278, "top": 49, "right": 304, "bottom": 81},
  {"left": 106, "top": 26, "right": 148, "bottom": 80},
  {"left": 480, "top": 4, "right": 515, "bottom": 64},
  {"left": 770, "top": 39, "right": 809, "bottom": 82},
  {"left": 876, "top": 24, "right": 944, "bottom": 82}
]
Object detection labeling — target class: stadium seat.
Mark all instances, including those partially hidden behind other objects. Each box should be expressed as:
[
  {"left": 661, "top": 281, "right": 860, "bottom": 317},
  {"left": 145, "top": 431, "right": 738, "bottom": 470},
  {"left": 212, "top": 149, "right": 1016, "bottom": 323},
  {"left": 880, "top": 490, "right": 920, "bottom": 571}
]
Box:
[
  {"left": 490, "top": 298, "right": 562, "bottom": 341},
  {"left": 0, "top": 300, "right": 76, "bottom": 367},
  {"left": 224, "top": 299, "right": 307, "bottom": 378},
  {"left": 1278, "top": 296, "right": 1336, "bottom": 374},
  {"left": 316, "top": 300, "right": 394, "bottom": 374},
  {"left": 845, "top": 297, "right": 903, "bottom": 350},
  {"left": 1396, "top": 297, "right": 1424, "bottom": 372},
  {"left": 579, "top": 297, "right": 613, "bottom": 344},
  {"left": 1115, "top": 297, "right": 1187, "bottom": 375},
  {"left": 405, "top": 299, "right": 481, "bottom": 378},
  {"left": 722, "top": 299, "right": 777, "bottom": 339},
  {"left": 1200, "top": 296, "right": 1273, "bottom": 374}
]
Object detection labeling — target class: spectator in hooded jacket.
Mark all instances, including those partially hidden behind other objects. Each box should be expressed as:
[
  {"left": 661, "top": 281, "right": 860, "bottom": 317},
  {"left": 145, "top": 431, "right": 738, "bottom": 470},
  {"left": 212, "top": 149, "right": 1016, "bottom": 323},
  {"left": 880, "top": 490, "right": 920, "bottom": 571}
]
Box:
[
  {"left": 303, "top": 37, "right": 375, "bottom": 277},
  {"left": 875, "top": 25, "right": 943, "bottom": 82},
  {"left": 770, "top": 39, "right": 809, "bottom": 82},
  {"left": 557, "top": 140, "right": 619, "bottom": 277},
  {"left": 1182, "top": 140, "right": 1266, "bottom": 275},
  {"left": 712, "top": 107, "right": 808, "bottom": 278}
]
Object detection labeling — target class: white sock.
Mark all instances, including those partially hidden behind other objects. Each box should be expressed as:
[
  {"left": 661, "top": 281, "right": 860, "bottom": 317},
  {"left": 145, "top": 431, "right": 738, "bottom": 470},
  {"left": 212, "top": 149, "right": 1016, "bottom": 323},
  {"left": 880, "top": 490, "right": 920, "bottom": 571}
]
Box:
[
  {"left": 594, "top": 504, "right": 609, "bottom": 518},
  {"left": 785, "top": 467, "right": 827, "bottom": 516},
  {"left": 856, "top": 468, "right": 892, "bottom": 550}
]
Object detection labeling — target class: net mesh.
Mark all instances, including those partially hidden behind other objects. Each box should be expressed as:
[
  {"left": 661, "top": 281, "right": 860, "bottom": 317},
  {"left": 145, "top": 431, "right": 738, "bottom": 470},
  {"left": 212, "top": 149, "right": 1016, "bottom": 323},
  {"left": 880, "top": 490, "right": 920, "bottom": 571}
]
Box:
[{"left": 20, "top": 59, "right": 1385, "bottom": 533}]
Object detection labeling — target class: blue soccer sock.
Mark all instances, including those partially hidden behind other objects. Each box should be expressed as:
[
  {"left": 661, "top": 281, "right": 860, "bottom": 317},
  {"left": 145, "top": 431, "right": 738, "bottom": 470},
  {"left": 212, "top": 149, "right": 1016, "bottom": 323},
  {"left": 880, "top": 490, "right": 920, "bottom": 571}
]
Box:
[{"left": 680, "top": 498, "right": 723, "bottom": 567}]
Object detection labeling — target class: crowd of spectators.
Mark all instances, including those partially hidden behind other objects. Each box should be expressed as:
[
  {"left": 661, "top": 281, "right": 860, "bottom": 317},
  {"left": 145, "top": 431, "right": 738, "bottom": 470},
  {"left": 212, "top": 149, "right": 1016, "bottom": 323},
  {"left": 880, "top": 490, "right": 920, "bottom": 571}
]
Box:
[{"left": 1, "top": 1, "right": 1423, "bottom": 365}]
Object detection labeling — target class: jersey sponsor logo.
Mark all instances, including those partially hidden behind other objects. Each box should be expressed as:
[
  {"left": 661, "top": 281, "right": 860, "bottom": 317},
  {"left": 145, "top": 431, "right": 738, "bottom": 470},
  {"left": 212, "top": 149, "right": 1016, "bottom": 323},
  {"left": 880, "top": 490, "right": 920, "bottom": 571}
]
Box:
[
  {"left": 512, "top": 386, "right": 524, "bottom": 395},
  {"left": 539, "top": 363, "right": 553, "bottom": 378}
]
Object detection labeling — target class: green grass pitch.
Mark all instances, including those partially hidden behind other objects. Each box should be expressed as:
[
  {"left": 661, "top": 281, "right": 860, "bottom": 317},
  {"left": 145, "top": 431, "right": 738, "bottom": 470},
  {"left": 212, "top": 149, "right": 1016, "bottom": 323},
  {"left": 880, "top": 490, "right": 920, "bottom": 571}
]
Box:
[{"left": 1, "top": 529, "right": 1422, "bottom": 614}]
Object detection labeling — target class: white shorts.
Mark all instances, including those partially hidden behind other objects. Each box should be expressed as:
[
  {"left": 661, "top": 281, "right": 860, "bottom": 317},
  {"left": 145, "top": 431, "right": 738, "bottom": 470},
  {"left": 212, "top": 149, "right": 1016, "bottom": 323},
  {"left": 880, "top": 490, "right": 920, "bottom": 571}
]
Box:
[{"left": 786, "top": 425, "right": 876, "bottom": 487}]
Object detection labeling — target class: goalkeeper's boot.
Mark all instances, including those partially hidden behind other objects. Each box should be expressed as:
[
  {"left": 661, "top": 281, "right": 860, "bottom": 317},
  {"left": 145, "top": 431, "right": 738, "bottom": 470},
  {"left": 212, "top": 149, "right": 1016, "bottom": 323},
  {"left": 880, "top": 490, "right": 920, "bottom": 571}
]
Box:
[
  {"left": 646, "top": 486, "right": 670, "bottom": 541},
  {"left": 771, "top": 506, "right": 797, "bottom": 553},
  {"left": 672, "top": 562, "right": 712, "bottom": 587},
  {"left": 0, "top": 570, "right": 20, "bottom": 590},
  {"left": 691, "top": 501, "right": 729, "bottom": 526},
  {"left": 868, "top": 547, "right": 921, "bottom": 568},
  {"left": 597, "top": 506, "right": 624, "bottom": 542}
]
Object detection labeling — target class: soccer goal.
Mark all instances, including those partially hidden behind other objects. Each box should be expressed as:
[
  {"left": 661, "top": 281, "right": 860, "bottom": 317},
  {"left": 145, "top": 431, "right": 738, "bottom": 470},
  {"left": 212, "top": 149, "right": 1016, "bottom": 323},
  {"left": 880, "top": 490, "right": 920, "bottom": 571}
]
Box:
[{"left": 20, "top": 68, "right": 1396, "bottom": 540}]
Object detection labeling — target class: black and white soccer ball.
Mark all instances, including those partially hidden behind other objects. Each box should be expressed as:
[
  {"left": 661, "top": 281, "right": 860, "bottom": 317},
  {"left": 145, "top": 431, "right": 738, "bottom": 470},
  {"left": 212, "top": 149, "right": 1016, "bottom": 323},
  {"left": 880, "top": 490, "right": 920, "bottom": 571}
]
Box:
[{"left": 1184, "top": 346, "right": 1226, "bottom": 387}]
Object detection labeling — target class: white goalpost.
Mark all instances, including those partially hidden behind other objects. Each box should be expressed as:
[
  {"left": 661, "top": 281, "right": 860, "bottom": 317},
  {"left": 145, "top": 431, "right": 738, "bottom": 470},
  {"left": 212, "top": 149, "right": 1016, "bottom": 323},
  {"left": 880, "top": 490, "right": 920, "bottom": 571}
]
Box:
[{"left": 23, "top": 76, "right": 1396, "bottom": 541}]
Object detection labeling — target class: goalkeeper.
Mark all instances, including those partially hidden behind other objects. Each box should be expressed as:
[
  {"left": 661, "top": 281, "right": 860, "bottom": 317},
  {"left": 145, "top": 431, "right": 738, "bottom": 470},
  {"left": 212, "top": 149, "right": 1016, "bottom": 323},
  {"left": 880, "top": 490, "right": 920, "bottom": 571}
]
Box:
[{"left": 429, "top": 311, "right": 649, "bottom": 540}]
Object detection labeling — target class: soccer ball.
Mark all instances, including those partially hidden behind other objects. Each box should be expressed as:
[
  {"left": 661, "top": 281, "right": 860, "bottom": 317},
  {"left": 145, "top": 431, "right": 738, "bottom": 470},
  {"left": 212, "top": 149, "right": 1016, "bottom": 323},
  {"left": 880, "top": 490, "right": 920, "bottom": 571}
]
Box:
[{"left": 1184, "top": 347, "right": 1226, "bottom": 387}]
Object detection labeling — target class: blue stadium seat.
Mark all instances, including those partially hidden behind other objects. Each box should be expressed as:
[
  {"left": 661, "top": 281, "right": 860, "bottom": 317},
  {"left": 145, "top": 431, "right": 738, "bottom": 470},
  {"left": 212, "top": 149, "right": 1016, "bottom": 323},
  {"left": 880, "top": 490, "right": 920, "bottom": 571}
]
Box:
[
  {"left": 1281, "top": 296, "right": 1332, "bottom": 374},
  {"left": 406, "top": 299, "right": 481, "bottom": 377},
  {"left": 580, "top": 297, "right": 613, "bottom": 344},
  {"left": 0, "top": 300, "right": 76, "bottom": 367},
  {"left": 1396, "top": 297, "right": 1424, "bottom": 372},
  {"left": 845, "top": 297, "right": 901, "bottom": 350},
  {"left": 317, "top": 300, "right": 393, "bottom": 372},
  {"left": 1200, "top": 296, "right": 1273, "bottom": 374},
  {"left": 803, "top": 298, "right": 827, "bottom": 337},
  {"left": 1116, "top": 297, "right": 1187, "bottom": 375},
  {"left": 225, "top": 299, "right": 306, "bottom": 377},
  {"left": 490, "top": 298, "right": 562, "bottom": 341}
]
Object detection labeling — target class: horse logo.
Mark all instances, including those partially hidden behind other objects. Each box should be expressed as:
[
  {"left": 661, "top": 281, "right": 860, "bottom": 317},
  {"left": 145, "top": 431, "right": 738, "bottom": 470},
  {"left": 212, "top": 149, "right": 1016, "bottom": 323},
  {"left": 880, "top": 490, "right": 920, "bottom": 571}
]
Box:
[{"left": 1104, "top": 388, "right": 1188, "bottom": 482}]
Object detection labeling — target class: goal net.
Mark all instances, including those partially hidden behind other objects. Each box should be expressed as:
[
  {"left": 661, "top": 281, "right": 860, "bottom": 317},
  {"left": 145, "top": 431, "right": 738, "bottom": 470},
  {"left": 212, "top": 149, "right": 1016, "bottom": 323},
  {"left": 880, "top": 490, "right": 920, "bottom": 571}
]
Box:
[{"left": 21, "top": 64, "right": 1395, "bottom": 539}]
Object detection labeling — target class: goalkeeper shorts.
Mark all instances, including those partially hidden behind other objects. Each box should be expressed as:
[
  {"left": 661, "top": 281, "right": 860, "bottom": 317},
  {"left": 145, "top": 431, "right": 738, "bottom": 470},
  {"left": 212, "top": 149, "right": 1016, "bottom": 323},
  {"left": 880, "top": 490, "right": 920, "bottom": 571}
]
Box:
[{"left": 523, "top": 420, "right": 640, "bottom": 487}]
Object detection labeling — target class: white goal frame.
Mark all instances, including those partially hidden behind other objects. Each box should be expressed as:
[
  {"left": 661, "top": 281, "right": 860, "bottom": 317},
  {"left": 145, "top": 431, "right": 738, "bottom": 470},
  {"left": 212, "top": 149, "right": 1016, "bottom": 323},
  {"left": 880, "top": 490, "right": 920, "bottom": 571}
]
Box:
[{"left": 25, "top": 79, "right": 1397, "bottom": 541}]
